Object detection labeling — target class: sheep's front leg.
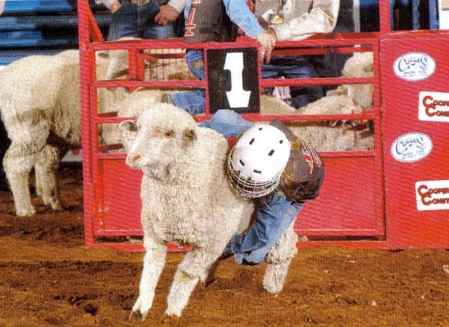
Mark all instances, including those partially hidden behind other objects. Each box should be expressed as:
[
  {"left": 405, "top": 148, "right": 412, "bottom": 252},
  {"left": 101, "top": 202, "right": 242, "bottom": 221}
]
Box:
[
  {"left": 130, "top": 241, "right": 167, "bottom": 321},
  {"left": 3, "top": 149, "right": 36, "bottom": 216},
  {"left": 165, "top": 248, "right": 219, "bottom": 317},
  {"left": 34, "top": 145, "right": 63, "bottom": 211},
  {"left": 263, "top": 223, "right": 298, "bottom": 294}
]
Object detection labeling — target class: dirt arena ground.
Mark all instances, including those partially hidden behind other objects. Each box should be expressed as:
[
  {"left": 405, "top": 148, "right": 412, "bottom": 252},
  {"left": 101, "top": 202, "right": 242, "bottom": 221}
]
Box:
[{"left": 1, "top": 166, "right": 449, "bottom": 327}]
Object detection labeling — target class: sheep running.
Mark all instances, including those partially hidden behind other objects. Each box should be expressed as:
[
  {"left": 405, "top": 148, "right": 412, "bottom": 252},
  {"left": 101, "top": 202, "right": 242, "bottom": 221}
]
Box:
[
  {"left": 119, "top": 103, "right": 300, "bottom": 319},
  {"left": 0, "top": 50, "right": 126, "bottom": 216}
]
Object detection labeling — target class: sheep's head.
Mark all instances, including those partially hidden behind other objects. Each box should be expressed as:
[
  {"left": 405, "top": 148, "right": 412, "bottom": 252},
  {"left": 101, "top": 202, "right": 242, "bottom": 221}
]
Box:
[
  {"left": 119, "top": 104, "right": 198, "bottom": 175},
  {"left": 342, "top": 52, "right": 373, "bottom": 78},
  {"left": 342, "top": 52, "right": 374, "bottom": 109}
]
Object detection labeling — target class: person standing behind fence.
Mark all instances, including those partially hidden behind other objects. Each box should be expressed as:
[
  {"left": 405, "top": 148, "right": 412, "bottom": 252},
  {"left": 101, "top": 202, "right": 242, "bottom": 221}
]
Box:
[
  {"left": 163, "top": 0, "right": 276, "bottom": 115},
  {"left": 97, "top": 0, "right": 186, "bottom": 40},
  {"left": 254, "top": 0, "right": 340, "bottom": 108}
]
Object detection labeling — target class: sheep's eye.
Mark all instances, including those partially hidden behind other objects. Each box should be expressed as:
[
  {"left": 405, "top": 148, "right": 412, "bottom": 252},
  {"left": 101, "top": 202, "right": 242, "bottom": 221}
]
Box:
[{"left": 165, "top": 130, "right": 174, "bottom": 137}]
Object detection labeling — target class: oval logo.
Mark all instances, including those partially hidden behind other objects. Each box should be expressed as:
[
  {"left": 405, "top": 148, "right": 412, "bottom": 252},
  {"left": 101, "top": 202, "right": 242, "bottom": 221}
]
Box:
[
  {"left": 393, "top": 52, "right": 436, "bottom": 81},
  {"left": 391, "top": 132, "right": 433, "bottom": 163}
]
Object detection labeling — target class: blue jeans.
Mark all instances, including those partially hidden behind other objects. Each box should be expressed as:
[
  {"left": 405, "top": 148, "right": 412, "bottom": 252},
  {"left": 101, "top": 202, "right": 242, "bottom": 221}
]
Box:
[
  {"left": 171, "top": 50, "right": 206, "bottom": 115},
  {"left": 107, "top": 1, "right": 180, "bottom": 41},
  {"left": 261, "top": 56, "right": 324, "bottom": 109},
  {"left": 225, "top": 195, "right": 304, "bottom": 265},
  {"left": 199, "top": 109, "right": 253, "bottom": 138}
]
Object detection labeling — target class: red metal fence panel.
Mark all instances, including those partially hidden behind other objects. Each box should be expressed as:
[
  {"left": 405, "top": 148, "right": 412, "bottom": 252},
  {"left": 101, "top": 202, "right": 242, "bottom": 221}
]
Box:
[{"left": 78, "top": 0, "right": 449, "bottom": 250}]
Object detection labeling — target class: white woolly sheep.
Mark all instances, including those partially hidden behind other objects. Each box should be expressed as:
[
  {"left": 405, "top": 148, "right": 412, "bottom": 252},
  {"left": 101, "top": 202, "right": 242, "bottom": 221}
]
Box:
[
  {"left": 261, "top": 52, "right": 374, "bottom": 116},
  {"left": 0, "top": 50, "right": 126, "bottom": 216},
  {"left": 326, "top": 52, "right": 374, "bottom": 109},
  {"left": 259, "top": 96, "right": 373, "bottom": 152},
  {"left": 100, "top": 88, "right": 169, "bottom": 148},
  {"left": 119, "top": 103, "right": 300, "bottom": 319}
]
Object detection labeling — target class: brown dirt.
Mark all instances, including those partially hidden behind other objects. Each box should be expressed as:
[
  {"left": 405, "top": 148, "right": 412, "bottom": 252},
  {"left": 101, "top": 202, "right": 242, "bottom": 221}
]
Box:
[{"left": 1, "top": 166, "right": 449, "bottom": 327}]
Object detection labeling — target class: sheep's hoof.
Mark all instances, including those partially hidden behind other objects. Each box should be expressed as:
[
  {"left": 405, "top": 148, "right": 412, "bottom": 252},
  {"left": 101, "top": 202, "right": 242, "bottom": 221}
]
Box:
[
  {"left": 164, "top": 307, "right": 182, "bottom": 318},
  {"left": 128, "top": 309, "right": 148, "bottom": 322},
  {"left": 51, "top": 203, "right": 64, "bottom": 212},
  {"left": 16, "top": 206, "right": 36, "bottom": 217},
  {"left": 161, "top": 312, "right": 181, "bottom": 325},
  {"left": 129, "top": 297, "right": 150, "bottom": 321},
  {"left": 47, "top": 198, "right": 63, "bottom": 211},
  {"left": 263, "top": 263, "right": 288, "bottom": 294}
]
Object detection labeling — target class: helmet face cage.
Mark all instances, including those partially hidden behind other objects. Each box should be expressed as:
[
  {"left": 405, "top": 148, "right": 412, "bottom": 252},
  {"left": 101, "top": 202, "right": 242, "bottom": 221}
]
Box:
[
  {"left": 226, "top": 124, "right": 291, "bottom": 198},
  {"left": 227, "top": 148, "right": 282, "bottom": 198}
]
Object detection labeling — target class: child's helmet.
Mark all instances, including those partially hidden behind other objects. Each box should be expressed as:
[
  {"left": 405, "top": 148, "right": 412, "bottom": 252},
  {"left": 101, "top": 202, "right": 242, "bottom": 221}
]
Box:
[{"left": 227, "top": 124, "right": 290, "bottom": 198}]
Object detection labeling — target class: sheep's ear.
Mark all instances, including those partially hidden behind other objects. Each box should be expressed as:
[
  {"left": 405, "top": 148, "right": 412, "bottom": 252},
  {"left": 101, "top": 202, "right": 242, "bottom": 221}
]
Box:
[
  {"left": 183, "top": 128, "right": 197, "bottom": 142},
  {"left": 119, "top": 120, "right": 137, "bottom": 132}
]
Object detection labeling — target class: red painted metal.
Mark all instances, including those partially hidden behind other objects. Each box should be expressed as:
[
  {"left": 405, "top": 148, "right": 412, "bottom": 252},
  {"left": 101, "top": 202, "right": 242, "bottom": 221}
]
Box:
[
  {"left": 381, "top": 32, "right": 449, "bottom": 248},
  {"left": 78, "top": 0, "right": 449, "bottom": 250}
]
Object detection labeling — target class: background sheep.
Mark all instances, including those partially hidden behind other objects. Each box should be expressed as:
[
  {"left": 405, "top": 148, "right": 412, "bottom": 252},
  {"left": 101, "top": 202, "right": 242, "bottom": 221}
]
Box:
[
  {"left": 119, "top": 103, "right": 299, "bottom": 319},
  {"left": 100, "top": 88, "right": 169, "bottom": 149},
  {"left": 103, "top": 48, "right": 375, "bottom": 154},
  {"left": 0, "top": 50, "right": 126, "bottom": 216},
  {"left": 259, "top": 52, "right": 375, "bottom": 151},
  {"left": 326, "top": 52, "right": 374, "bottom": 109}
]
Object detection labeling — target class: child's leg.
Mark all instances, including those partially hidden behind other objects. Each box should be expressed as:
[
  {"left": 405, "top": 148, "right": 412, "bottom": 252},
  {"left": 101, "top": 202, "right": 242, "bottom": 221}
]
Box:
[
  {"left": 226, "top": 194, "right": 303, "bottom": 265},
  {"left": 170, "top": 90, "right": 206, "bottom": 115}
]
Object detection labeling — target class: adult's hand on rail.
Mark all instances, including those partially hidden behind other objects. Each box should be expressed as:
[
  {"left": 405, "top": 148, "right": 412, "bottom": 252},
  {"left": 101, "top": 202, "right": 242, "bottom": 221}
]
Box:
[
  {"left": 155, "top": 5, "right": 180, "bottom": 25},
  {"left": 256, "top": 29, "right": 277, "bottom": 64}
]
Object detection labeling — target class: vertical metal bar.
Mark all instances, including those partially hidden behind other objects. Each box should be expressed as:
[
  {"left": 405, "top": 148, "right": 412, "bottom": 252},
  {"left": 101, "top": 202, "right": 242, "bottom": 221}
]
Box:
[
  {"left": 372, "top": 38, "right": 385, "bottom": 236},
  {"left": 379, "top": 0, "right": 392, "bottom": 34},
  {"left": 78, "top": 0, "right": 95, "bottom": 246}
]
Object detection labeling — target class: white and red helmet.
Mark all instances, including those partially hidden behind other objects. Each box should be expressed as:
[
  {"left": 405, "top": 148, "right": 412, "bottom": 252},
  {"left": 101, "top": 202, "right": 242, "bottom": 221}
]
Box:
[{"left": 227, "top": 124, "right": 291, "bottom": 198}]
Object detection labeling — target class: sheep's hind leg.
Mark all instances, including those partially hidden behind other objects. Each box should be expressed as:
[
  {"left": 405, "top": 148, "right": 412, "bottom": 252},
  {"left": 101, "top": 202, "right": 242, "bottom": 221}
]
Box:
[
  {"left": 130, "top": 241, "right": 167, "bottom": 321},
  {"left": 3, "top": 148, "right": 36, "bottom": 216},
  {"left": 165, "top": 248, "right": 219, "bottom": 317},
  {"left": 34, "top": 145, "right": 63, "bottom": 211},
  {"left": 263, "top": 223, "right": 299, "bottom": 294}
]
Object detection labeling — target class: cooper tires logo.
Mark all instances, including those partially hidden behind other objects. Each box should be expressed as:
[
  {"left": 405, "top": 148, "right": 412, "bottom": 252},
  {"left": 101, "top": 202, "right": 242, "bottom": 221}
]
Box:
[
  {"left": 416, "top": 180, "right": 449, "bottom": 211},
  {"left": 418, "top": 91, "right": 449, "bottom": 122}
]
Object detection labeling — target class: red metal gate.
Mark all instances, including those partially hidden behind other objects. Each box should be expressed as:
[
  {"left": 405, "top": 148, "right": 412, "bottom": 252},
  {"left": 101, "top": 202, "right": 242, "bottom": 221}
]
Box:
[{"left": 78, "top": 0, "right": 449, "bottom": 250}]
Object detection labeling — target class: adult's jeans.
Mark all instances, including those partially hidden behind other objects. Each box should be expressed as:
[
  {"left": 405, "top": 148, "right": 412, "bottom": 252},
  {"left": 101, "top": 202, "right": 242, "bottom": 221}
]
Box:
[
  {"left": 107, "top": 0, "right": 179, "bottom": 41},
  {"left": 171, "top": 50, "right": 206, "bottom": 115},
  {"left": 262, "top": 56, "right": 324, "bottom": 109}
]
